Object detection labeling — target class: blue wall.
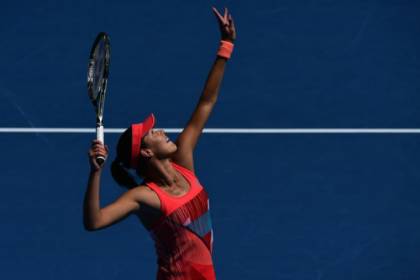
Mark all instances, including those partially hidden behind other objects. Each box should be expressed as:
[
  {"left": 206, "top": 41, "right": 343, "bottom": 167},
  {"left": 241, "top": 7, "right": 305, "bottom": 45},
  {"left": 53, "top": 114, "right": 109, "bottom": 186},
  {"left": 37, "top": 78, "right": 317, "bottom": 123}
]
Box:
[{"left": 1, "top": 1, "right": 420, "bottom": 279}]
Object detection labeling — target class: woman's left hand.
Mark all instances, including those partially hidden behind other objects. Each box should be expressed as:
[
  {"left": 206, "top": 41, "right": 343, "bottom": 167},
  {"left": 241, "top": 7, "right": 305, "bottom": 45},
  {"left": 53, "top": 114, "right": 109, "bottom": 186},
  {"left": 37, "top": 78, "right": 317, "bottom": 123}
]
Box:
[{"left": 212, "top": 7, "right": 236, "bottom": 43}]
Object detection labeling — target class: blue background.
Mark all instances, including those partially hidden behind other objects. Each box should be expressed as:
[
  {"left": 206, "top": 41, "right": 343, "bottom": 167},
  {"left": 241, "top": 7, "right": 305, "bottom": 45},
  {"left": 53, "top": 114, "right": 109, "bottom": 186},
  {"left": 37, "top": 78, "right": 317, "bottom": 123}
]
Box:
[{"left": 1, "top": 0, "right": 420, "bottom": 279}]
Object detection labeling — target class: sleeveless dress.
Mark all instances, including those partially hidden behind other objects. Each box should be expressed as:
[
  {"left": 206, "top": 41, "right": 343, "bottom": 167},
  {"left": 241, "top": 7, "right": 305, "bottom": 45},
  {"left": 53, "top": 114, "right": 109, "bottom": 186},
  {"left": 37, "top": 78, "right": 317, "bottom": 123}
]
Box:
[{"left": 145, "top": 162, "right": 216, "bottom": 280}]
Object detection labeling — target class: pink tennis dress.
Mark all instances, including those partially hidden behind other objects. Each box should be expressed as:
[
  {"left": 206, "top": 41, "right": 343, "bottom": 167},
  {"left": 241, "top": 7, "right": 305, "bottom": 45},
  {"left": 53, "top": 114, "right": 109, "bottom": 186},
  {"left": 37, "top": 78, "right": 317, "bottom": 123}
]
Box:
[{"left": 145, "top": 162, "right": 216, "bottom": 280}]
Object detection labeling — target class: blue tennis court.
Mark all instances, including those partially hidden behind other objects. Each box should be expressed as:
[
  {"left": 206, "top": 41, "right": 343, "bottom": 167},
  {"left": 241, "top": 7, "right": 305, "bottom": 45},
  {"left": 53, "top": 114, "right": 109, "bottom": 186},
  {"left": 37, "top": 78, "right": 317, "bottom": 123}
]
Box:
[{"left": 1, "top": 1, "right": 420, "bottom": 279}]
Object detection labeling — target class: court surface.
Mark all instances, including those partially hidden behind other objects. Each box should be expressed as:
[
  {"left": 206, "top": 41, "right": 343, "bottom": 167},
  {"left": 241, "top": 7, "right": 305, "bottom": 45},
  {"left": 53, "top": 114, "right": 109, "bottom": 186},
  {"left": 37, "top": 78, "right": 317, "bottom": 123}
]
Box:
[{"left": 1, "top": 1, "right": 420, "bottom": 279}]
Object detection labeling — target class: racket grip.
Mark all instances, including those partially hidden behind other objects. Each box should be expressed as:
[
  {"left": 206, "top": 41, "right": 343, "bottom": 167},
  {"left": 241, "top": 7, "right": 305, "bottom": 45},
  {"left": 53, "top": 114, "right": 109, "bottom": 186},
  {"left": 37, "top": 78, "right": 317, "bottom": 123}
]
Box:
[
  {"left": 96, "top": 125, "right": 104, "bottom": 143},
  {"left": 96, "top": 125, "right": 105, "bottom": 165}
]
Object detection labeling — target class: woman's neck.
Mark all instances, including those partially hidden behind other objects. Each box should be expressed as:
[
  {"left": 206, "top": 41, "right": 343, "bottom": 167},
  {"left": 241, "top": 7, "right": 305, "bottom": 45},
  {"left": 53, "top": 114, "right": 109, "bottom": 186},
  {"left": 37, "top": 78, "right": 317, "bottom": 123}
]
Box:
[{"left": 145, "top": 158, "right": 180, "bottom": 187}]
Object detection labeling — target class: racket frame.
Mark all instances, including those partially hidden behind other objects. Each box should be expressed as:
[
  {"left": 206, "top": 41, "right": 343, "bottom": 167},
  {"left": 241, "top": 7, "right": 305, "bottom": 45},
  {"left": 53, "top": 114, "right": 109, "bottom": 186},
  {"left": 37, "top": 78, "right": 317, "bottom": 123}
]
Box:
[{"left": 87, "top": 32, "right": 110, "bottom": 164}]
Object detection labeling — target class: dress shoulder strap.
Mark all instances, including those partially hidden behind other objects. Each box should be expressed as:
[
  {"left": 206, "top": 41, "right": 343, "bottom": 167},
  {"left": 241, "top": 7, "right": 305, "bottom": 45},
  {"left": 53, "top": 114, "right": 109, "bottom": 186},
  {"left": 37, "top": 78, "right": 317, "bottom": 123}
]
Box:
[{"left": 144, "top": 182, "right": 168, "bottom": 215}]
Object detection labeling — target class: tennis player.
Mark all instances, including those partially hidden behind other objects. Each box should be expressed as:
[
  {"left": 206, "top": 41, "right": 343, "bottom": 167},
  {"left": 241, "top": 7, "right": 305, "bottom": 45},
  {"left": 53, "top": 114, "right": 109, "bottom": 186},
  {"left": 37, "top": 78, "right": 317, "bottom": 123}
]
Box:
[{"left": 83, "top": 7, "right": 236, "bottom": 280}]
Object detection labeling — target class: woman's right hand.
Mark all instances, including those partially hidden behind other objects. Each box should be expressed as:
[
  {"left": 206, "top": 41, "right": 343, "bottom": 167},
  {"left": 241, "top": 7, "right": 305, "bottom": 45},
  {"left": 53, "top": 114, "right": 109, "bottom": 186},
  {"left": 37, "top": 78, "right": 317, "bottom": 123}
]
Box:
[
  {"left": 212, "top": 7, "right": 236, "bottom": 43},
  {"left": 88, "top": 140, "right": 109, "bottom": 172}
]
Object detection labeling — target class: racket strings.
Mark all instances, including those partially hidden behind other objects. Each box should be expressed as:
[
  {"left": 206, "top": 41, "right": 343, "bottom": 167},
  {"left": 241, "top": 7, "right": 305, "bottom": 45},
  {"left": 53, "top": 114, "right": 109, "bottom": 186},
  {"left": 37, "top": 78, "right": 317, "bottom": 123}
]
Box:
[{"left": 87, "top": 33, "right": 110, "bottom": 125}]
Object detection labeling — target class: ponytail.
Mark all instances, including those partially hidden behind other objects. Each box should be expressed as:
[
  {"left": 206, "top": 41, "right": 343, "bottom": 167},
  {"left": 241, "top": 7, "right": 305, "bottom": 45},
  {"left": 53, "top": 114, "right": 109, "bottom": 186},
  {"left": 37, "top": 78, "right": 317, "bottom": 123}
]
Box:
[{"left": 111, "top": 158, "right": 138, "bottom": 189}]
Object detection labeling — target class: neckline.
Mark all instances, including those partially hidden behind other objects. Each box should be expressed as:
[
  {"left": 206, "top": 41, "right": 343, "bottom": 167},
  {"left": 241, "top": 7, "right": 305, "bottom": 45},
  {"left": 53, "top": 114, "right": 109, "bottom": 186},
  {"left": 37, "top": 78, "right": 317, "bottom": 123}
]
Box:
[{"left": 151, "top": 164, "right": 192, "bottom": 199}]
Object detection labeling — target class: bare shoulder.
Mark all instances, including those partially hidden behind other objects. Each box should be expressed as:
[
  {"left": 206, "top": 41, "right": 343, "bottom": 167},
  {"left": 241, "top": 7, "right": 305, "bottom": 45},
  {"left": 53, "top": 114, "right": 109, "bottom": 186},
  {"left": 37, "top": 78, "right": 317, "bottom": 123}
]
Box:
[{"left": 128, "top": 185, "right": 161, "bottom": 210}]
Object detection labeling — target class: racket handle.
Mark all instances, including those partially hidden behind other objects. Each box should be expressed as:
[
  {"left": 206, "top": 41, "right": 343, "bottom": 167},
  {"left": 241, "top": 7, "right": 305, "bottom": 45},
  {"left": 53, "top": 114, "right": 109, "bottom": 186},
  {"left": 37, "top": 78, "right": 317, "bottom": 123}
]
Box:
[{"left": 96, "top": 125, "right": 105, "bottom": 165}]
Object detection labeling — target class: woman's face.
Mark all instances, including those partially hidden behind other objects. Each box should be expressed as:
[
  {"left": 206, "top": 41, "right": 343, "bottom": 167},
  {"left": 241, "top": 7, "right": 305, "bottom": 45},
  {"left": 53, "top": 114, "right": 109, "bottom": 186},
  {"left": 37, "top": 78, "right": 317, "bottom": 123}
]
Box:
[{"left": 142, "top": 129, "right": 177, "bottom": 158}]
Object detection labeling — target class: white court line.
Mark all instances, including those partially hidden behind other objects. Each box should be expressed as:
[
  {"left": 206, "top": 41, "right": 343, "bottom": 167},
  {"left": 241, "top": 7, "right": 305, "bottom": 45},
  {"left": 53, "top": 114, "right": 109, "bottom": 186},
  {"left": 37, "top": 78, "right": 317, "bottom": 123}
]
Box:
[{"left": 1, "top": 128, "right": 420, "bottom": 134}]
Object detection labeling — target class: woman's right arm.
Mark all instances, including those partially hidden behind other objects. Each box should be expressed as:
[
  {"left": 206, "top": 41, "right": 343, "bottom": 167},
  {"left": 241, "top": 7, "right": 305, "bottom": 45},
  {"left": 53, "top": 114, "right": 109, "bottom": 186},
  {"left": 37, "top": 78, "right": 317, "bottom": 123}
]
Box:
[{"left": 83, "top": 140, "right": 147, "bottom": 231}]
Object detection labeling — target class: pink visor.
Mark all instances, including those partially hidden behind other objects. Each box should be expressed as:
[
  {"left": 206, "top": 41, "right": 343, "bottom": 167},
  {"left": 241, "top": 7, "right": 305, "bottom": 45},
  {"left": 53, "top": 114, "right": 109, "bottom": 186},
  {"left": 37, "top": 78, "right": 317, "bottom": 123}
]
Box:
[{"left": 130, "top": 113, "right": 156, "bottom": 169}]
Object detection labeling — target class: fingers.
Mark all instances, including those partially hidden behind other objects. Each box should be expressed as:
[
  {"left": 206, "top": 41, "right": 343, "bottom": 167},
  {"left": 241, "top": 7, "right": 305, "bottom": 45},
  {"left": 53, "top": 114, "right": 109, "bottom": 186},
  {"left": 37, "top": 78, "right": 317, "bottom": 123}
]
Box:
[
  {"left": 88, "top": 140, "right": 108, "bottom": 158},
  {"left": 212, "top": 6, "right": 229, "bottom": 25},
  {"left": 88, "top": 150, "right": 107, "bottom": 158},
  {"left": 212, "top": 6, "right": 224, "bottom": 22},
  {"left": 212, "top": 6, "right": 235, "bottom": 33},
  {"left": 90, "top": 147, "right": 107, "bottom": 155},
  {"left": 212, "top": 6, "right": 236, "bottom": 42},
  {"left": 91, "top": 140, "right": 105, "bottom": 148}
]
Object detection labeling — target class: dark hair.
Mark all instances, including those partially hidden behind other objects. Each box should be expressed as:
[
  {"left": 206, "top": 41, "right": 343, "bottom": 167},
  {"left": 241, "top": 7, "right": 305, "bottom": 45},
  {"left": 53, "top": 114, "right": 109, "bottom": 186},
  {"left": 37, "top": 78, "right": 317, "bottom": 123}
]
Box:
[
  {"left": 111, "top": 159, "right": 138, "bottom": 188},
  {"left": 110, "top": 127, "right": 144, "bottom": 189}
]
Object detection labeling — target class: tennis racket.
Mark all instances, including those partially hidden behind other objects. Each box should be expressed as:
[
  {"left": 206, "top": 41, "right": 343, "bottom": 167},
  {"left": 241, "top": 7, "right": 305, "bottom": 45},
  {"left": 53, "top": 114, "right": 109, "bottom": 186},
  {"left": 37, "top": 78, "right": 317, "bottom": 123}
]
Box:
[{"left": 87, "top": 32, "right": 110, "bottom": 165}]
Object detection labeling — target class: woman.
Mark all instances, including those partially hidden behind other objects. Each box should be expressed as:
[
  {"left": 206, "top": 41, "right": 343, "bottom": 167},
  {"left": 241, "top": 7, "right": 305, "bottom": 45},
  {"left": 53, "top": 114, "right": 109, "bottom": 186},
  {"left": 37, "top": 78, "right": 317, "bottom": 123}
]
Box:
[{"left": 83, "top": 7, "right": 236, "bottom": 280}]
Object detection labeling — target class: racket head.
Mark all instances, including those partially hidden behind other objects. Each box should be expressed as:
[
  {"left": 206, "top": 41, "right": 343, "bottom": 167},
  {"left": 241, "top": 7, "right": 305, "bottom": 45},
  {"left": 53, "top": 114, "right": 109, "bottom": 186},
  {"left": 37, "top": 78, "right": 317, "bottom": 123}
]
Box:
[{"left": 87, "top": 32, "right": 110, "bottom": 124}]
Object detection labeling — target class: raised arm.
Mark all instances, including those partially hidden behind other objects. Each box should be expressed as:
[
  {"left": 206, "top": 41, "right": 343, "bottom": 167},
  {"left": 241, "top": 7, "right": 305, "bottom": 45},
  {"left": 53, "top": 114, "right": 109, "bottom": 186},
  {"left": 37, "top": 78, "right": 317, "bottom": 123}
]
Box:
[
  {"left": 83, "top": 141, "right": 151, "bottom": 231},
  {"left": 172, "top": 7, "right": 236, "bottom": 172}
]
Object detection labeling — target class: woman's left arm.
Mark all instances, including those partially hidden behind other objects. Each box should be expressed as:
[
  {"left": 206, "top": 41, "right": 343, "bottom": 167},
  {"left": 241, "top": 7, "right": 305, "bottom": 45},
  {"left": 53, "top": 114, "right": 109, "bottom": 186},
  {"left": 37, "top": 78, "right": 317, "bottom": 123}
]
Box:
[{"left": 172, "top": 7, "right": 236, "bottom": 172}]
